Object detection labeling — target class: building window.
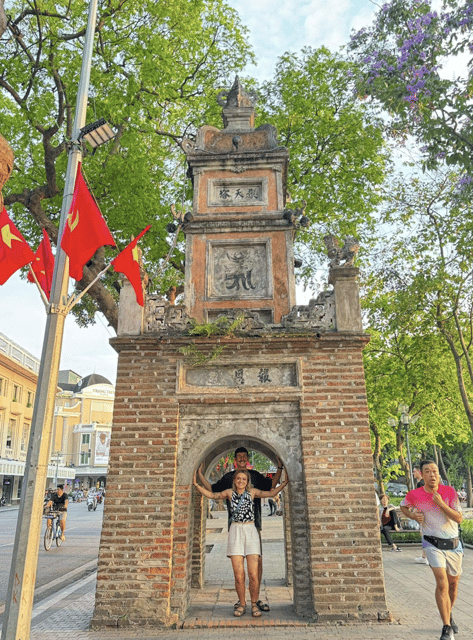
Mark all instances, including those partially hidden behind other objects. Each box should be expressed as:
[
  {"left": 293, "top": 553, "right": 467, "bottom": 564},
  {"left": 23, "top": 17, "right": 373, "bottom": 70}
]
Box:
[
  {"left": 21, "top": 423, "right": 29, "bottom": 451},
  {"left": 12, "top": 384, "right": 22, "bottom": 403},
  {"left": 27, "top": 391, "right": 34, "bottom": 407},
  {"left": 6, "top": 419, "right": 15, "bottom": 448},
  {"left": 0, "top": 377, "right": 8, "bottom": 396},
  {"left": 81, "top": 433, "right": 91, "bottom": 445},
  {"left": 80, "top": 451, "right": 90, "bottom": 465}
]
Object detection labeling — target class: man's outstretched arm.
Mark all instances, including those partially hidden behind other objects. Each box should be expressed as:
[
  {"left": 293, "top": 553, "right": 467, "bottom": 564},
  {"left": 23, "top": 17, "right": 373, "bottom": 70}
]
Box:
[
  {"left": 197, "top": 463, "right": 212, "bottom": 491},
  {"left": 271, "top": 457, "right": 284, "bottom": 488}
]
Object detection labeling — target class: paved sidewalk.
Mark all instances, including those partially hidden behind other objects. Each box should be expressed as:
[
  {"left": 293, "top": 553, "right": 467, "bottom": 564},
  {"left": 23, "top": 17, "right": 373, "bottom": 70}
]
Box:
[{"left": 3, "top": 509, "right": 472, "bottom": 639}]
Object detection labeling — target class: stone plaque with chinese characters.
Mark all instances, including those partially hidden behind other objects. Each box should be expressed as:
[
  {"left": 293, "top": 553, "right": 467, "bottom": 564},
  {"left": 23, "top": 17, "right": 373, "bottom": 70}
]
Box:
[
  {"left": 207, "top": 240, "right": 272, "bottom": 300},
  {"left": 184, "top": 363, "right": 298, "bottom": 389},
  {"left": 208, "top": 178, "right": 268, "bottom": 208}
]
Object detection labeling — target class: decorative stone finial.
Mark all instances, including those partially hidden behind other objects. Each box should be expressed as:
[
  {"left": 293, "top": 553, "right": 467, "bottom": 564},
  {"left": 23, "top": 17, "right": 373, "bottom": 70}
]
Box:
[
  {"left": 0, "top": 132, "right": 14, "bottom": 210},
  {"left": 217, "top": 76, "right": 258, "bottom": 109},
  {"left": 217, "top": 76, "right": 258, "bottom": 131},
  {"left": 324, "top": 235, "right": 359, "bottom": 268}
]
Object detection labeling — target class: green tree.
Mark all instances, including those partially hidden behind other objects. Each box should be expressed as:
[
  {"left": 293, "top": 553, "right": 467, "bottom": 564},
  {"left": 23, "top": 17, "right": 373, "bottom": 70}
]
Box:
[
  {"left": 0, "top": 0, "right": 254, "bottom": 329},
  {"left": 257, "top": 47, "right": 389, "bottom": 290},
  {"left": 363, "top": 165, "right": 473, "bottom": 440},
  {"left": 363, "top": 326, "right": 470, "bottom": 491}
]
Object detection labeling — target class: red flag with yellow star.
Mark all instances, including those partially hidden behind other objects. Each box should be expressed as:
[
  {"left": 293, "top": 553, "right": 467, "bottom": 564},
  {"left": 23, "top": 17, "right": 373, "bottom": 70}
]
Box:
[
  {"left": 111, "top": 225, "right": 151, "bottom": 306},
  {"left": 60, "top": 164, "right": 115, "bottom": 281},
  {"left": 0, "top": 207, "right": 35, "bottom": 285},
  {"left": 27, "top": 228, "right": 55, "bottom": 299}
]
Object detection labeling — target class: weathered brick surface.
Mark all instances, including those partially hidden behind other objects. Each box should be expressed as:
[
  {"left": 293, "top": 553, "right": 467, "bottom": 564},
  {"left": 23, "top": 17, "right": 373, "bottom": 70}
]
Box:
[{"left": 92, "top": 333, "right": 386, "bottom": 627}]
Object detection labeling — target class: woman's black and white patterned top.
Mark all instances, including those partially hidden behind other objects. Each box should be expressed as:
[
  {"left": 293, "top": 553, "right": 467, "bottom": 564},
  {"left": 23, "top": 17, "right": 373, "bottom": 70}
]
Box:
[{"left": 231, "top": 490, "right": 254, "bottom": 523}]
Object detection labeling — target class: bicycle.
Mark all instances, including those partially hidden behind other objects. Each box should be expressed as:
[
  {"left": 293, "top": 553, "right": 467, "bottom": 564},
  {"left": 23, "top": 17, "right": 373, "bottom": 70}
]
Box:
[{"left": 43, "top": 510, "right": 64, "bottom": 550}]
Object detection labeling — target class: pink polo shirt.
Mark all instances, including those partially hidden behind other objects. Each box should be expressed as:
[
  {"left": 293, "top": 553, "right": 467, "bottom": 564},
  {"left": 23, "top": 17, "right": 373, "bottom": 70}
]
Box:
[{"left": 401, "top": 484, "right": 461, "bottom": 540}]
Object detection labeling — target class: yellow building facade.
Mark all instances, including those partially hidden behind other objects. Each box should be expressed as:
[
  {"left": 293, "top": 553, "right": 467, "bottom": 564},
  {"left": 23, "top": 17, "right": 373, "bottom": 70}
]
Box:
[
  {"left": 0, "top": 331, "right": 114, "bottom": 504},
  {"left": 53, "top": 371, "right": 114, "bottom": 493}
]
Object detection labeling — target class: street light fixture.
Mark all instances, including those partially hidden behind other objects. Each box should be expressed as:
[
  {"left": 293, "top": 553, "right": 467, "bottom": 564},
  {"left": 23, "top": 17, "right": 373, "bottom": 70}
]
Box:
[
  {"left": 388, "top": 404, "right": 420, "bottom": 491},
  {"left": 79, "top": 117, "right": 115, "bottom": 149}
]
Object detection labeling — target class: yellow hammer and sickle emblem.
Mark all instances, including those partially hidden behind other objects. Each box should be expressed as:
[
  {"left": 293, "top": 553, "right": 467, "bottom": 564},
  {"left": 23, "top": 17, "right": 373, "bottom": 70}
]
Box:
[
  {"left": 1, "top": 224, "right": 23, "bottom": 249},
  {"left": 132, "top": 246, "right": 139, "bottom": 262},
  {"left": 67, "top": 208, "right": 79, "bottom": 232}
]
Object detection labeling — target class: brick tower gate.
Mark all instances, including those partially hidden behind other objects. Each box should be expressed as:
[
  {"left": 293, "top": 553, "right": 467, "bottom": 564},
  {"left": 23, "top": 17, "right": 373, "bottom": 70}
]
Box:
[{"left": 92, "top": 78, "right": 389, "bottom": 628}]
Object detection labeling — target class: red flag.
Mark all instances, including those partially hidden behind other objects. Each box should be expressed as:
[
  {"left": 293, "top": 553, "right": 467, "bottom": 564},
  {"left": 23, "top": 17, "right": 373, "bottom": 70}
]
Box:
[
  {"left": 27, "top": 228, "right": 55, "bottom": 299},
  {"left": 0, "top": 207, "right": 35, "bottom": 285},
  {"left": 60, "top": 164, "right": 115, "bottom": 281},
  {"left": 112, "top": 225, "right": 151, "bottom": 306}
]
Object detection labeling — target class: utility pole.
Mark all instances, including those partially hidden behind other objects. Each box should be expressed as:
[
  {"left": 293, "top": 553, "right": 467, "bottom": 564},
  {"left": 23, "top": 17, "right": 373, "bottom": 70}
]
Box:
[{"left": 1, "top": 2, "right": 98, "bottom": 637}]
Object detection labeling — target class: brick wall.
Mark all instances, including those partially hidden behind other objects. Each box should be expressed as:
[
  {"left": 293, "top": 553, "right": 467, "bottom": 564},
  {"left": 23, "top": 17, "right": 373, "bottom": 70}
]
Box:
[{"left": 92, "top": 332, "right": 387, "bottom": 627}]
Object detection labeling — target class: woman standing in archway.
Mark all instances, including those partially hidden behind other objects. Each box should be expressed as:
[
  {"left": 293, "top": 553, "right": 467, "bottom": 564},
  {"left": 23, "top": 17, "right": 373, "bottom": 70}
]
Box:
[{"left": 193, "top": 468, "right": 289, "bottom": 618}]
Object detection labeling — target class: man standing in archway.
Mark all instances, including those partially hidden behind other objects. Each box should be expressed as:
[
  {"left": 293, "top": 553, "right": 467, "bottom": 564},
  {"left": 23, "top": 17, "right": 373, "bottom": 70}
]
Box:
[{"left": 198, "top": 447, "right": 283, "bottom": 613}]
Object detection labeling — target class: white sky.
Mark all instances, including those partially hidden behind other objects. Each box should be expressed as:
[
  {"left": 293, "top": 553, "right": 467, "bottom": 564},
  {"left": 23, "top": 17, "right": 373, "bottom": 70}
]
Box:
[{"left": 0, "top": 0, "right": 377, "bottom": 384}]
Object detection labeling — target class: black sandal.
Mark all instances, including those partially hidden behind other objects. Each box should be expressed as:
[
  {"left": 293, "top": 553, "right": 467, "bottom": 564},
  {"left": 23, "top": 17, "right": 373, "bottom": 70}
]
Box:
[{"left": 256, "top": 600, "right": 270, "bottom": 612}]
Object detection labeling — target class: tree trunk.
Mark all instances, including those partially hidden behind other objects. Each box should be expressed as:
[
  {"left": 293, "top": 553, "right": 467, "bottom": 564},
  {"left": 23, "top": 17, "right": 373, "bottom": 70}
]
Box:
[
  {"left": 439, "top": 327, "right": 473, "bottom": 435},
  {"left": 370, "top": 421, "right": 384, "bottom": 495},
  {"left": 436, "top": 447, "right": 450, "bottom": 485},
  {"left": 467, "top": 467, "right": 473, "bottom": 509}
]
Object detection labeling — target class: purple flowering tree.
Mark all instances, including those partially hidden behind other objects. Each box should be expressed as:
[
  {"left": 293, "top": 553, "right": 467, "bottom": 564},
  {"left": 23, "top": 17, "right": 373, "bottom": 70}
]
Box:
[{"left": 348, "top": 0, "right": 472, "bottom": 196}]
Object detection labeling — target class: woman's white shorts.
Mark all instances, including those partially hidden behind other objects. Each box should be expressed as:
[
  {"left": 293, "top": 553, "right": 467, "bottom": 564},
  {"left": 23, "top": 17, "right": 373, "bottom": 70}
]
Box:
[{"left": 227, "top": 521, "right": 261, "bottom": 557}]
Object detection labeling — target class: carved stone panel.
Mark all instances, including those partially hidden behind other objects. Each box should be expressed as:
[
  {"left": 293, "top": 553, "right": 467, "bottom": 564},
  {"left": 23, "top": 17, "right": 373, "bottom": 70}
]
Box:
[
  {"left": 205, "top": 308, "right": 273, "bottom": 324},
  {"left": 178, "top": 360, "right": 300, "bottom": 393},
  {"left": 208, "top": 177, "right": 268, "bottom": 208},
  {"left": 177, "top": 402, "right": 302, "bottom": 460},
  {"left": 206, "top": 238, "right": 272, "bottom": 300}
]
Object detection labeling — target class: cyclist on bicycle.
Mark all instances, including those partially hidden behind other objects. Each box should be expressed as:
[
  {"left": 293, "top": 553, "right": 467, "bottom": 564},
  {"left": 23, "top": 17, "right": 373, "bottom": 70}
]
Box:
[{"left": 45, "top": 485, "right": 68, "bottom": 541}]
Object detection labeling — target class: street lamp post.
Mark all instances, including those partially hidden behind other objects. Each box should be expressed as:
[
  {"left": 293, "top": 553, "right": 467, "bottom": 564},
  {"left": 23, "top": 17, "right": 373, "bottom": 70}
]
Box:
[
  {"left": 388, "top": 404, "right": 420, "bottom": 491},
  {"left": 1, "top": 3, "right": 104, "bottom": 638}
]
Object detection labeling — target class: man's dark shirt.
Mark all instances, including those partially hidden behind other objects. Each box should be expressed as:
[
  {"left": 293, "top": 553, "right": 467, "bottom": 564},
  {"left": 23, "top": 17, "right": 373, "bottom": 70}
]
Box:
[
  {"left": 212, "top": 470, "right": 271, "bottom": 531},
  {"left": 52, "top": 492, "right": 68, "bottom": 510},
  {"left": 416, "top": 479, "right": 425, "bottom": 488}
]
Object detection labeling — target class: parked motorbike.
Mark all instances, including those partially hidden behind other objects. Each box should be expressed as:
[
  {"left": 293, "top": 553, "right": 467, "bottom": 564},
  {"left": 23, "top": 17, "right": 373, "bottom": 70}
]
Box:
[{"left": 87, "top": 495, "right": 97, "bottom": 511}]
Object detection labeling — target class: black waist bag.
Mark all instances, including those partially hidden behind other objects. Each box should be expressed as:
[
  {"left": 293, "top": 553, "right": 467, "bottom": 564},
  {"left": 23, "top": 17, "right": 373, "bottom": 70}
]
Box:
[{"left": 424, "top": 535, "right": 459, "bottom": 550}]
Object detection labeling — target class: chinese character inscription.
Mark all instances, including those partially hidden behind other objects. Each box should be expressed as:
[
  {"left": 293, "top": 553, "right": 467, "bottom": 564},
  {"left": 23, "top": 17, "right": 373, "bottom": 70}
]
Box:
[{"left": 209, "top": 179, "right": 267, "bottom": 208}]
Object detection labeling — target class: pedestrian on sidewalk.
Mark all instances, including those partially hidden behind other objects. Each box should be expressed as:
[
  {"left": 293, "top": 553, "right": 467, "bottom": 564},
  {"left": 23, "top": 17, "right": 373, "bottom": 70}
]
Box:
[
  {"left": 400, "top": 460, "right": 463, "bottom": 640},
  {"left": 194, "top": 467, "right": 289, "bottom": 618},
  {"left": 379, "top": 493, "right": 402, "bottom": 552},
  {"left": 198, "top": 446, "right": 284, "bottom": 613},
  {"left": 268, "top": 498, "right": 276, "bottom": 516}
]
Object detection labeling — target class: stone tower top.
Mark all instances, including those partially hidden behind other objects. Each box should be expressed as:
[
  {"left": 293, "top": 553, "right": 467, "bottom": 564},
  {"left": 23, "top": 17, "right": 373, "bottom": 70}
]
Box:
[
  {"left": 179, "top": 77, "right": 294, "bottom": 324},
  {"left": 217, "top": 76, "right": 257, "bottom": 131}
]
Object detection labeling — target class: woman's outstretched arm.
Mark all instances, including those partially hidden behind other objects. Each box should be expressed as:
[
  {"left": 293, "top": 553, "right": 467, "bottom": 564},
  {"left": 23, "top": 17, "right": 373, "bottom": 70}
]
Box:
[
  {"left": 193, "top": 471, "right": 230, "bottom": 500},
  {"left": 253, "top": 474, "right": 289, "bottom": 499}
]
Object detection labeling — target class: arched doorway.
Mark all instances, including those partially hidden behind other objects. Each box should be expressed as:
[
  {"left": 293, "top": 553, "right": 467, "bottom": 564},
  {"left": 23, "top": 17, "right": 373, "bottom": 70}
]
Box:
[{"left": 174, "top": 402, "right": 315, "bottom": 620}]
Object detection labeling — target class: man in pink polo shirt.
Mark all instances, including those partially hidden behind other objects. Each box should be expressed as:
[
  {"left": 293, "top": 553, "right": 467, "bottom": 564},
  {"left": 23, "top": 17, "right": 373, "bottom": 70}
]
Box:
[{"left": 400, "top": 460, "right": 463, "bottom": 640}]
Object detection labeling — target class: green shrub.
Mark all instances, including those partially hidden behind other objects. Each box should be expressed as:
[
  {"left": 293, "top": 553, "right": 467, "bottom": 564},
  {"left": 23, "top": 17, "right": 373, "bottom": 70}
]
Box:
[{"left": 461, "top": 519, "right": 473, "bottom": 545}]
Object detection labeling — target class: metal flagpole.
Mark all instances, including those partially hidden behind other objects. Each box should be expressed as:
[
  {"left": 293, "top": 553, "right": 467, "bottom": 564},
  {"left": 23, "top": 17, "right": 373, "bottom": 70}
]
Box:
[{"left": 1, "top": 1, "right": 98, "bottom": 637}]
